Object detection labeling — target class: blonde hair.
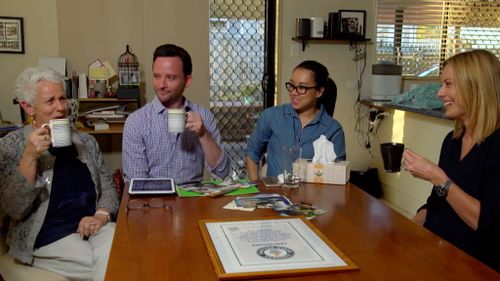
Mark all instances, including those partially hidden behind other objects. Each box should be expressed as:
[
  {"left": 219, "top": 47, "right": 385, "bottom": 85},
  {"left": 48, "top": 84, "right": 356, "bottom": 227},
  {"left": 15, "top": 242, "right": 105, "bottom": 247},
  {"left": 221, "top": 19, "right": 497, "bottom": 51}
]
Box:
[{"left": 444, "top": 50, "right": 500, "bottom": 143}]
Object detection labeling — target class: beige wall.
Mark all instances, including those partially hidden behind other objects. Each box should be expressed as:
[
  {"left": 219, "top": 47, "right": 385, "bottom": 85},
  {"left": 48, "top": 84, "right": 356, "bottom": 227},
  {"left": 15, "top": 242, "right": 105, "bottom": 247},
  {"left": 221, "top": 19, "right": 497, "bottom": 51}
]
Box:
[
  {"left": 0, "top": 0, "right": 210, "bottom": 172},
  {"left": 0, "top": 0, "right": 209, "bottom": 122},
  {"left": 0, "top": 0, "right": 451, "bottom": 217},
  {"left": 55, "top": 0, "right": 210, "bottom": 108},
  {"left": 0, "top": 0, "right": 59, "bottom": 123},
  {"left": 280, "top": 0, "right": 377, "bottom": 173},
  {"left": 281, "top": 1, "right": 455, "bottom": 218}
]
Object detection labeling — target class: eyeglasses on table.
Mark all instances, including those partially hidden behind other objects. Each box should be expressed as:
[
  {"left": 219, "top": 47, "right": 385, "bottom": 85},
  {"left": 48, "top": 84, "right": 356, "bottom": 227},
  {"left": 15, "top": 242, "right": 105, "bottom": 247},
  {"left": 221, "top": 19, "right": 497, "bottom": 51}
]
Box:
[{"left": 126, "top": 198, "right": 173, "bottom": 213}]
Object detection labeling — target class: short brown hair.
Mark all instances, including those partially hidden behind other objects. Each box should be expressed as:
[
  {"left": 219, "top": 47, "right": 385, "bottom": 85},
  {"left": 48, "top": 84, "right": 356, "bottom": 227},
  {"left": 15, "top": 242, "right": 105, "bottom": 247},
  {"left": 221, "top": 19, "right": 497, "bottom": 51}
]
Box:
[{"left": 153, "top": 44, "right": 192, "bottom": 76}]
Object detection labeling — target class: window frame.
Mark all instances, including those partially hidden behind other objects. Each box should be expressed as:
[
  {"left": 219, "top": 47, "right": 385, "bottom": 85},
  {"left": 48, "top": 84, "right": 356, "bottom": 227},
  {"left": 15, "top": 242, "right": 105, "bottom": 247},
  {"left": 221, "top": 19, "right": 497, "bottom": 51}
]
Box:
[{"left": 375, "top": 0, "right": 500, "bottom": 77}]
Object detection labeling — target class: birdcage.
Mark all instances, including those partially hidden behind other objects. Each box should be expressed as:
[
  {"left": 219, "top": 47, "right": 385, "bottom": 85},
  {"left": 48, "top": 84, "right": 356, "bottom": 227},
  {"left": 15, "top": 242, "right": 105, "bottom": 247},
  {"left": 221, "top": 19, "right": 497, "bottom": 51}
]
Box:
[{"left": 118, "top": 44, "right": 139, "bottom": 88}]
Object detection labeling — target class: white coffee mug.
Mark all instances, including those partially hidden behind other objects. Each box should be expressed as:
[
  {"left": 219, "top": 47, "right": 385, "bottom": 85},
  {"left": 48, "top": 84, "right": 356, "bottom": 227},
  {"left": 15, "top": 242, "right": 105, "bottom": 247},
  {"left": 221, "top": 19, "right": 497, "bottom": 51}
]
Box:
[
  {"left": 167, "top": 108, "right": 186, "bottom": 133},
  {"left": 42, "top": 118, "right": 72, "bottom": 147}
]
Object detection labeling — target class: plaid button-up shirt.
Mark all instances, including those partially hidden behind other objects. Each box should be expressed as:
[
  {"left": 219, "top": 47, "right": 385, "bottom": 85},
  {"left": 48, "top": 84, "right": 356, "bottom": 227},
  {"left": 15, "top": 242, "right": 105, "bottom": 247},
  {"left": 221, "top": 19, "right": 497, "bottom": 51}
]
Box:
[{"left": 122, "top": 97, "right": 230, "bottom": 183}]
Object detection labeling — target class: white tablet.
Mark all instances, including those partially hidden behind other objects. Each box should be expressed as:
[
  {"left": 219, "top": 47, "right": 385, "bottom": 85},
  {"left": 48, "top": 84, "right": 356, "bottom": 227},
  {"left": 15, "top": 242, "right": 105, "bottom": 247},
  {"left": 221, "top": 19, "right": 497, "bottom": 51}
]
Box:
[{"left": 128, "top": 178, "right": 176, "bottom": 195}]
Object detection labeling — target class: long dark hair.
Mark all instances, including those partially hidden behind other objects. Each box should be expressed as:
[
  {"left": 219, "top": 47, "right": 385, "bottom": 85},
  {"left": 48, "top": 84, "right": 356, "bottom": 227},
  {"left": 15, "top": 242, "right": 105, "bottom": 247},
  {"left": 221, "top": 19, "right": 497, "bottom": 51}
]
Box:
[{"left": 295, "top": 60, "right": 337, "bottom": 116}]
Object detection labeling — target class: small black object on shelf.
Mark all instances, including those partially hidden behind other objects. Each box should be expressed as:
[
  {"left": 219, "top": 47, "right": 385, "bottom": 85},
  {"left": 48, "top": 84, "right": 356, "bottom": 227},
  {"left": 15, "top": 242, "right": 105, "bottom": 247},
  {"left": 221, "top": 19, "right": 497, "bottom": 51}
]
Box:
[{"left": 117, "top": 88, "right": 140, "bottom": 99}]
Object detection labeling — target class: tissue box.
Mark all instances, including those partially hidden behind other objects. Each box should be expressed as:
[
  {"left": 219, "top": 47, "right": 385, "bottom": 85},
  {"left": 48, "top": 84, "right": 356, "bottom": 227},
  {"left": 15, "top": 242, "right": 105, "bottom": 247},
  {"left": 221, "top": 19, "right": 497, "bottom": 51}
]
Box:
[{"left": 299, "top": 160, "right": 351, "bottom": 185}]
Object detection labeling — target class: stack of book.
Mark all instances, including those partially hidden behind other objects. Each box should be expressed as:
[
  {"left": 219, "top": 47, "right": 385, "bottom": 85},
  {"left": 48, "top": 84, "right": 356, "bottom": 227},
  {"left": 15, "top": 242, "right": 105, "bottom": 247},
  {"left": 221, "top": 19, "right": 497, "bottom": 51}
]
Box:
[
  {"left": 81, "top": 105, "right": 130, "bottom": 123},
  {"left": 85, "top": 110, "right": 127, "bottom": 122}
]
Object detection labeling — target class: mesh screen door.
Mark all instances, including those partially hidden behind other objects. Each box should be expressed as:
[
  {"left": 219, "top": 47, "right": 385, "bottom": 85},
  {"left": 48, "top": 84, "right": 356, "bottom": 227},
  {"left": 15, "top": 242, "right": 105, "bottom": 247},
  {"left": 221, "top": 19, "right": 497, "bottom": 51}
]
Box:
[{"left": 209, "top": 0, "right": 275, "bottom": 180}]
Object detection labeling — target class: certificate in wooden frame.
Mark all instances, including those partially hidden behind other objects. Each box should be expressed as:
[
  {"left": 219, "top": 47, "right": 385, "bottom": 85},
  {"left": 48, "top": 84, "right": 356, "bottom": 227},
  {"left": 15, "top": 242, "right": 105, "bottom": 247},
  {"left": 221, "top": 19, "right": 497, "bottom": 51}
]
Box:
[
  {"left": 0, "top": 16, "right": 24, "bottom": 54},
  {"left": 199, "top": 216, "right": 358, "bottom": 280}
]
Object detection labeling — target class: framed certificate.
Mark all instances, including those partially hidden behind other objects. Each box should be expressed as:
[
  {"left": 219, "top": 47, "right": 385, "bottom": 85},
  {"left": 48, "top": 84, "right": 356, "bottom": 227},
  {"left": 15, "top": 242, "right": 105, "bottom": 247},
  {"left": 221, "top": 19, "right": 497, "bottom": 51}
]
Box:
[{"left": 199, "top": 217, "right": 358, "bottom": 280}]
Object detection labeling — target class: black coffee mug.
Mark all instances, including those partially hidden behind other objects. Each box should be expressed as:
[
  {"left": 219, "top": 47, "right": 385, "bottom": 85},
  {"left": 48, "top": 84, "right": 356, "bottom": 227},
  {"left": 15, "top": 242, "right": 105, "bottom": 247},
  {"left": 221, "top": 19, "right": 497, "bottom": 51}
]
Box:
[{"left": 380, "top": 142, "right": 405, "bottom": 173}]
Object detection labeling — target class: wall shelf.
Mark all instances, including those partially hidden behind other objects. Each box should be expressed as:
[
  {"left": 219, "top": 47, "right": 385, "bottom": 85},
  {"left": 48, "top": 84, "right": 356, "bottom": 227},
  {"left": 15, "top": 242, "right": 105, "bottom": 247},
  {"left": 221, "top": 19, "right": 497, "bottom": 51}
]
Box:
[
  {"left": 78, "top": 98, "right": 139, "bottom": 103},
  {"left": 292, "top": 36, "right": 371, "bottom": 51},
  {"left": 77, "top": 97, "right": 141, "bottom": 134},
  {"left": 79, "top": 123, "right": 126, "bottom": 135}
]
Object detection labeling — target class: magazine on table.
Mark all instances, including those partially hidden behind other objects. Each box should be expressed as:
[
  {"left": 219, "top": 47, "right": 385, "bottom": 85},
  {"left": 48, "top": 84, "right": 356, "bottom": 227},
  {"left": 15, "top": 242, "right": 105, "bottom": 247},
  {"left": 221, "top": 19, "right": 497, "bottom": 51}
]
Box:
[
  {"left": 176, "top": 180, "right": 256, "bottom": 197},
  {"left": 233, "top": 194, "right": 292, "bottom": 209},
  {"left": 274, "top": 202, "right": 328, "bottom": 220}
]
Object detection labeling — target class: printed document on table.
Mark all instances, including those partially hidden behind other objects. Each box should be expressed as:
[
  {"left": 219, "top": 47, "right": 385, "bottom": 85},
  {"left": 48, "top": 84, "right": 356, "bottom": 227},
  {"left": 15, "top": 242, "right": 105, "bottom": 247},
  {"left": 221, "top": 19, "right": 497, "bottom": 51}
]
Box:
[{"left": 205, "top": 218, "right": 347, "bottom": 273}]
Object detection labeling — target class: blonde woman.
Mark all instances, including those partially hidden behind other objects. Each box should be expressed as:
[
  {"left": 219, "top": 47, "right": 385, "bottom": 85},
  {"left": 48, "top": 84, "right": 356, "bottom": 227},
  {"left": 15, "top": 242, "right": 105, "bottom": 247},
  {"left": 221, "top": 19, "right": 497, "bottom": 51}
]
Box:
[{"left": 403, "top": 50, "right": 500, "bottom": 271}]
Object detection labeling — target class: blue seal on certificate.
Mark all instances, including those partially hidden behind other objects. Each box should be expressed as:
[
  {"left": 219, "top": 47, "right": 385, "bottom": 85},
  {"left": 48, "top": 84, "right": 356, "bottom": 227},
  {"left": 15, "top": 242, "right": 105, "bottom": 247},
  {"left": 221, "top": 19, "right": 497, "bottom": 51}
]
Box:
[{"left": 257, "top": 246, "right": 295, "bottom": 260}]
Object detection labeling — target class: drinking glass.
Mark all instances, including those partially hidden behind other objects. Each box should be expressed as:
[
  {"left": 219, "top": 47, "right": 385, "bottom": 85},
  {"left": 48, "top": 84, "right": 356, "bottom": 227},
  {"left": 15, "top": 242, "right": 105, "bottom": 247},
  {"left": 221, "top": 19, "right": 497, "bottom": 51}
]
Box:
[{"left": 283, "top": 146, "right": 302, "bottom": 188}]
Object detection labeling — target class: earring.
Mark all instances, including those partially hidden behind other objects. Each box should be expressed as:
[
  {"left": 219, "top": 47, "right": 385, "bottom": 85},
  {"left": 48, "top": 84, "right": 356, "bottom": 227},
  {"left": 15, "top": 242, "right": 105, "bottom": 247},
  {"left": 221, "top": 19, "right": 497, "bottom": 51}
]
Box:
[{"left": 30, "top": 114, "right": 37, "bottom": 126}]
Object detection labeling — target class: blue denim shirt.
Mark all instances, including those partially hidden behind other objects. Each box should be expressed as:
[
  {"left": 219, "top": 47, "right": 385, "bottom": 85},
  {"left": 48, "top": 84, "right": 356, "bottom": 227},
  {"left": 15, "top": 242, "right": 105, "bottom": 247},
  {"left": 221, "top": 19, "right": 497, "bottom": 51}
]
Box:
[{"left": 246, "top": 104, "right": 346, "bottom": 177}]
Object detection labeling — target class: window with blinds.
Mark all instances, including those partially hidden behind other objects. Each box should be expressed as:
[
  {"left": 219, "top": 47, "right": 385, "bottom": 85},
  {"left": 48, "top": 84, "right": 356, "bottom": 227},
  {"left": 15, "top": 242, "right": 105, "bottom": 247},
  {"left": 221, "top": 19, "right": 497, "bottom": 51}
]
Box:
[{"left": 376, "top": 0, "right": 500, "bottom": 76}]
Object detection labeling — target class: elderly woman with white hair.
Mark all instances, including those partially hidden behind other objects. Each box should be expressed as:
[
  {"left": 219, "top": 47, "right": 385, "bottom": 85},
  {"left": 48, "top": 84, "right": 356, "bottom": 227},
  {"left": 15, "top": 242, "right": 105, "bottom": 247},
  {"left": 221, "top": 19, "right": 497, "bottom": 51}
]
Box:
[{"left": 0, "top": 66, "right": 119, "bottom": 281}]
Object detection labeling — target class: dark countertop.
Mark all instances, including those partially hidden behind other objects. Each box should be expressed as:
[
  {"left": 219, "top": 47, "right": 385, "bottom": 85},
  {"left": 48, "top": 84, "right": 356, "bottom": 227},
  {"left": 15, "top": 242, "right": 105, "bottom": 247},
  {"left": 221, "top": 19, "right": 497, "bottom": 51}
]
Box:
[{"left": 360, "top": 98, "right": 450, "bottom": 119}]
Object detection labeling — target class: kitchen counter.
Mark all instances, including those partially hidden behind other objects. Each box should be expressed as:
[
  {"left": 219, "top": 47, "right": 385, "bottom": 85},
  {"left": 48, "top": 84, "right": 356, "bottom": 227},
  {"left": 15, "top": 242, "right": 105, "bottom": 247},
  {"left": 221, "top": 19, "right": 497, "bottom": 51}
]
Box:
[{"left": 360, "top": 98, "right": 449, "bottom": 119}]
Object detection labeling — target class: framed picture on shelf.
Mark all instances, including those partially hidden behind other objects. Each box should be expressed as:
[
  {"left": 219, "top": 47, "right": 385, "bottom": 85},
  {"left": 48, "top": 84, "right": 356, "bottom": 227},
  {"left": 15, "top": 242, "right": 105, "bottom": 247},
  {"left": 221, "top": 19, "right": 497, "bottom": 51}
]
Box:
[
  {"left": 0, "top": 16, "right": 24, "bottom": 54},
  {"left": 338, "top": 10, "right": 366, "bottom": 38},
  {"left": 119, "top": 70, "right": 140, "bottom": 86}
]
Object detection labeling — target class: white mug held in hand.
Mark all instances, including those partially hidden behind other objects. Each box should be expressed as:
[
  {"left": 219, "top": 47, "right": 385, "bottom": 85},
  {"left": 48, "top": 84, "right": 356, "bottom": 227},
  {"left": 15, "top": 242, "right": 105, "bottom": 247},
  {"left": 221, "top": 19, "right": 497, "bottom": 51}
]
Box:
[
  {"left": 167, "top": 108, "right": 186, "bottom": 133},
  {"left": 42, "top": 118, "right": 72, "bottom": 147}
]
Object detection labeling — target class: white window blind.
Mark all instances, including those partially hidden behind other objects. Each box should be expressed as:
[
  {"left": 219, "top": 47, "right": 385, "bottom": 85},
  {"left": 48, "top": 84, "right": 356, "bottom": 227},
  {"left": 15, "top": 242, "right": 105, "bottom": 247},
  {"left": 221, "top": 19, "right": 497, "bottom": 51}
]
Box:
[{"left": 376, "top": 0, "right": 500, "bottom": 76}]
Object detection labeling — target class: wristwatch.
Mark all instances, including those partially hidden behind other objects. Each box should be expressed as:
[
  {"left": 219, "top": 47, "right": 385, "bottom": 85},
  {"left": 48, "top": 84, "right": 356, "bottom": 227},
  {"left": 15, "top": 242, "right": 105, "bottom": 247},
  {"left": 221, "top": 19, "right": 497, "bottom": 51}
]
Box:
[
  {"left": 434, "top": 179, "right": 453, "bottom": 197},
  {"left": 95, "top": 210, "right": 111, "bottom": 223}
]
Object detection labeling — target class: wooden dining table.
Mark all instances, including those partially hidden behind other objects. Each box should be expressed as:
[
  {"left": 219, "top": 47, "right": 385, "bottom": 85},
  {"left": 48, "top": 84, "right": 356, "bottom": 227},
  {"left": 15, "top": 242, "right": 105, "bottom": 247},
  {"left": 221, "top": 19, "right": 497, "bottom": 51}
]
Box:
[{"left": 104, "top": 182, "right": 499, "bottom": 281}]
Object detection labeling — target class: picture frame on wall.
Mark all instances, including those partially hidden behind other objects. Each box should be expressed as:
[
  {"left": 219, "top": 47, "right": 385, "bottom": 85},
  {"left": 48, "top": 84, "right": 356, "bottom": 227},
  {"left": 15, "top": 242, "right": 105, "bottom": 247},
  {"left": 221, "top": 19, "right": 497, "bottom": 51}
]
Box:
[
  {"left": 338, "top": 10, "right": 366, "bottom": 38},
  {"left": 0, "top": 16, "right": 24, "bottom": 54}
]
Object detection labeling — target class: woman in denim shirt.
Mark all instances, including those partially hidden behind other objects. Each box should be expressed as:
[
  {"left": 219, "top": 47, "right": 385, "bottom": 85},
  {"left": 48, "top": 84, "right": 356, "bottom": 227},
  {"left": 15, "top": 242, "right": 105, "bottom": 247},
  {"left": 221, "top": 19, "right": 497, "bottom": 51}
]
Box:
[{"left": 245, "top": 60, "right": 346, "bottom": 180}]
